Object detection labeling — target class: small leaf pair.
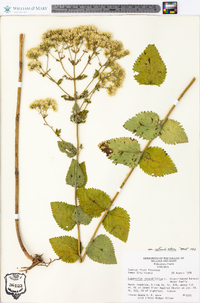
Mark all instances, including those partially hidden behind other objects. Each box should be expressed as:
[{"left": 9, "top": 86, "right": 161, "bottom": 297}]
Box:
[
  {"left": 99, "top": 137, "right": 177, "bottom": 177},
  {"left": 123, "top": 111, "right": 188, "bottom": 144},
  {"left": 77, "top": 188, "right": 130, "bottom": 242},
  {"left": 50, "top": 203, "right": 91, "bottom": 263},
  {"left": 99, "top": 108, "right": 188, "bottom": 178},
  {"left": 51, "top": 202, "right": 91, "bottom": 231}
]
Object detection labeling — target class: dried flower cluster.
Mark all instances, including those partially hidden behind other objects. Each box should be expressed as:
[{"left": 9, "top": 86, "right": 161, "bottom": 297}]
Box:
[
  {"left": 26, "top": 25, "right": 129, "bottom": 97},
  {"left": 29, "top": 98, "right": 58, "bottom": 118}
]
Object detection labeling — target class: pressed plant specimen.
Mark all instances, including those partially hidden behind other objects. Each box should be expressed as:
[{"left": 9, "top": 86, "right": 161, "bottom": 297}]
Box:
[
  {"left": 26, "top": 25, "right": 129, "bottom": 265},
  {"left": 26, "top": 26, "right": 195, "bottom": 265}
]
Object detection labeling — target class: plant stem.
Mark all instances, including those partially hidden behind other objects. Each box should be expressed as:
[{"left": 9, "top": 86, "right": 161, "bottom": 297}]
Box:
[
  {"left": 77, "top": 62, "right": 107, "bottom": 100},
  {"left": 77, "top": 50, "right": 96, "bottom": 79},
  {"left": 73, "top": 48, "right": 82, "bottom": 262},
  {"left": 15, "top": 34, "right": 34, "bottom": 262},
  {"left": 44, "top": 70, "right": 73, "bottom": 99},
  {"left": 42, "top": 116, "right": 65, "bottom": 141},
  {"left": 81, "top": 77, "right": 196, "bottom": 262},
  {"left": 15, "top": 34, "right": 60, "bottom": 272},
  {"left": 58, "top": 50, "right": 73, "bottom": 79}
]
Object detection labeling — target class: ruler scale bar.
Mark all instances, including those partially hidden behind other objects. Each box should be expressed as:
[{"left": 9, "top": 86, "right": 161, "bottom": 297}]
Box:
[{"left": 51, "top": 4, "right": 161, "bottom": 14}]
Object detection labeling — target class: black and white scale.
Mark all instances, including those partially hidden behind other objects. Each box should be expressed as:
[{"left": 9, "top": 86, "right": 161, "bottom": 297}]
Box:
[{"left": 51, "top": 4, "right": 161, "bottom": 14}]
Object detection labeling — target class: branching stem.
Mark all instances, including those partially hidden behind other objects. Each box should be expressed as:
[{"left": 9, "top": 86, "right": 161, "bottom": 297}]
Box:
[
  {"left": 58, "top": 50, "right": 73, "bottom": 79},
  {"left": 77, "top": 50, "right": 96, "bottom": 79},
  {"left": 42, "top": 116, "right": 65, "bottom": 141},
  {"left": 77, "top": 62, "right": 106, "bottom": 100},
  {"left": 81, "top": 77, "right": 196, "bottom": 262}
]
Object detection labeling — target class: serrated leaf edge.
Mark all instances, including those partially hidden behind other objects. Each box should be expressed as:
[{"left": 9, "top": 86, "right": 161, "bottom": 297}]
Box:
[
  {"left": 123, "top": 111, "right": 161, "bottom": 140},
  {"left": 103, "top": 207, "right": 130, "bottom": 242},
  {"left": 86, "top": 234, "right": 117, "bottom": 265},
  {"left": 51, "top": 202, "right": 76, "bottom": 231},
  {"left": 49, "top": 235, "right": 81, "bottom": 263},
  {"left": 139, "top": 146, "right": 177, "bottom": 177},
  {"left": 160, "top": 119, "right": 188, "bottom": 145},
  {"left": 133, "top": 44, "right": 167, "bottom": 86},
  {"left": 77, "top": 187, "right": 111, "bottom": 218}
]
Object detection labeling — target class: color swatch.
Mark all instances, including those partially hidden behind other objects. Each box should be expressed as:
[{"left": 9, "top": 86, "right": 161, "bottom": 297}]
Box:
[{"left": 163, "top": 2, "right": 177, "bottom": 14}]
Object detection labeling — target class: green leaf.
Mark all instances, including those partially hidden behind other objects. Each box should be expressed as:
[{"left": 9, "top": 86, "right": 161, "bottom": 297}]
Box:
[
  {"left": 77, "top": 188, "right": 111, "bottom": 217},
  {"left": 79, "top": 162, "right": 88, "bottom": 187},
  {"left": 93, "top": 69, "right": 99, "bottom": 79},
  {"left": 78, "top": 90, "right": 89, "bottom": 99},
  {"left": 63, "top": 75, "right": 72, "bottom": 80},
  {"left": 51, "top": 202, "right": 76, "bottom": 231},
  {"left": 55, "top": 128, "right": 61, "bottom": 136},
  {"left": 76, "top": 74, "right": 88, "bottom": 80},
  {"left": 61, "top": 94, "right": 74, "bottom": 101},
  {"left": 49, "top": 236, "right": 81, "bottom": 263},
  {"left": 103, "top": 207, "right": 130, "bottom": 242},
  {"left": 57, "top": 141, "right": 77, "bottom": 158},
  {"left": 72, "top": 103, "right": 79, "bottom": 113},
  {"left": 70, "top": 103, "right": 89, "bottom": 124},
  {"left": 139, "top": 147, "right": 177, "bottom": 177},
  {"left": 86, "top": 235, "right": 117, "bottom": 264},
  {"left": 71, "top": 206, "right": 92, "bottom": 225},
  {"left": 98, "top": 137, "right": 141, "bottom": 168},
  {"left": 66, "top": 159, "right": 86, "bottom": 188},
  {"left": 160, "top": 119, "right": 188, "bottom": 145},
  {"left": 57, "top": 78, "right": 63, "bottom": 85},
  {"left": 123, "top": 111, "right": 161, "bottom": 140},
  {"left": 133, "top": 44, "right": 167, "bottom": 86}
]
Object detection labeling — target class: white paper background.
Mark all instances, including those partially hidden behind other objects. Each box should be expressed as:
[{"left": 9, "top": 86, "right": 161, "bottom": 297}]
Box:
[{"left": 0, "top": 16, "right": 199, "bottom": 303}]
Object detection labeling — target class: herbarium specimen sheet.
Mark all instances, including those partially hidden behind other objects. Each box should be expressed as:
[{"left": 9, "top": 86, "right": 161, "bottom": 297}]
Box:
[{"left": 1, "top": 15, "right": 199, "bottom": 303}]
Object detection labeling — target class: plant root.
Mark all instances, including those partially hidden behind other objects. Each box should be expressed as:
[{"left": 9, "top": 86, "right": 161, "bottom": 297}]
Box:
[{"left": 19, "top": 254, "right": 60, "bottom": 273}]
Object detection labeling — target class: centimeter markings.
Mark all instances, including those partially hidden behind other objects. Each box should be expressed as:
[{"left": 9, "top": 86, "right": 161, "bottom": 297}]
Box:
[{"left": 51, "top": 4, "right": 161, "bottom": 14}]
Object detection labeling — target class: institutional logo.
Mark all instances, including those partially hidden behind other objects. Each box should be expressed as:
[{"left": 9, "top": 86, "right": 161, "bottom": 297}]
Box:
[
  {"left": 4, "top": 273, "right": 26, "bottom": 300},
  {"left": 3, "top": 5, "right": 12, "bottom": 13}
]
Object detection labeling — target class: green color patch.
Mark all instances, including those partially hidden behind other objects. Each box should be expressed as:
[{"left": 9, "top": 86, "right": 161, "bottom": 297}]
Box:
[
  {"left": 49, "top": 236, "right": 81, "bottom": 263},
  {"left": 66, "top": 159, "right": 86, "bottom": 188},
  {"left": 71, "top": 205, "right": 92, "bottom": 225},
  {"left": 103, "top": 207, "right": 130, "bottom": 242},
  {"left": 77, "top": 188, "right": 111, "bottom": 217},
  {"left": 79, "top": 161, "right": 88, "bottom": 188},
  {"left": 133, "top": 44, "right": 167, "bottom": 86},
  {"left": 86, "top": 234, "right": 117, "bottom": 264},
  {"left": 57, "top": 141, "right": 77, "bottom": 158},
  {"left": 51, "top": 202, "right": 76, "bottom": 231},
  {"left": 160, "top": 119, "right": 188, "bottom": 145},
  {"left": 139, "top": 147, "right": 177, "bottom": 177},
  {"left": 98, "top": 137, "right": 141, "bottom": 168},
  {"left": 124, "top": 111, "right": 161, "bottom": 140}
]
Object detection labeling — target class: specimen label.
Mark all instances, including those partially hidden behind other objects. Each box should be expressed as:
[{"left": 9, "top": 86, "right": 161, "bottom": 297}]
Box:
[{"left": 123, "top": 251, "right": 199, "bottom": 302}]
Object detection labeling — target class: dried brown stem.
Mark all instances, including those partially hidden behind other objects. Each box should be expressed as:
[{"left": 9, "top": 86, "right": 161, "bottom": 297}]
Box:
[
  {"left": 15, "top": 34, "right": 59, "bottom": 271},
  {"left": 15, "top": 34, "right": 33, "bottom": 262},
  {"left": 81, "top": 77, "right": 196, "bottom": 262}
]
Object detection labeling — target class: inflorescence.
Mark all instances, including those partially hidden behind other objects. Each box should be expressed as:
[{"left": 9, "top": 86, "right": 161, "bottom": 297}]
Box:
[{"left": 26, "top": 25, "right": 129, "bottom": 97}]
